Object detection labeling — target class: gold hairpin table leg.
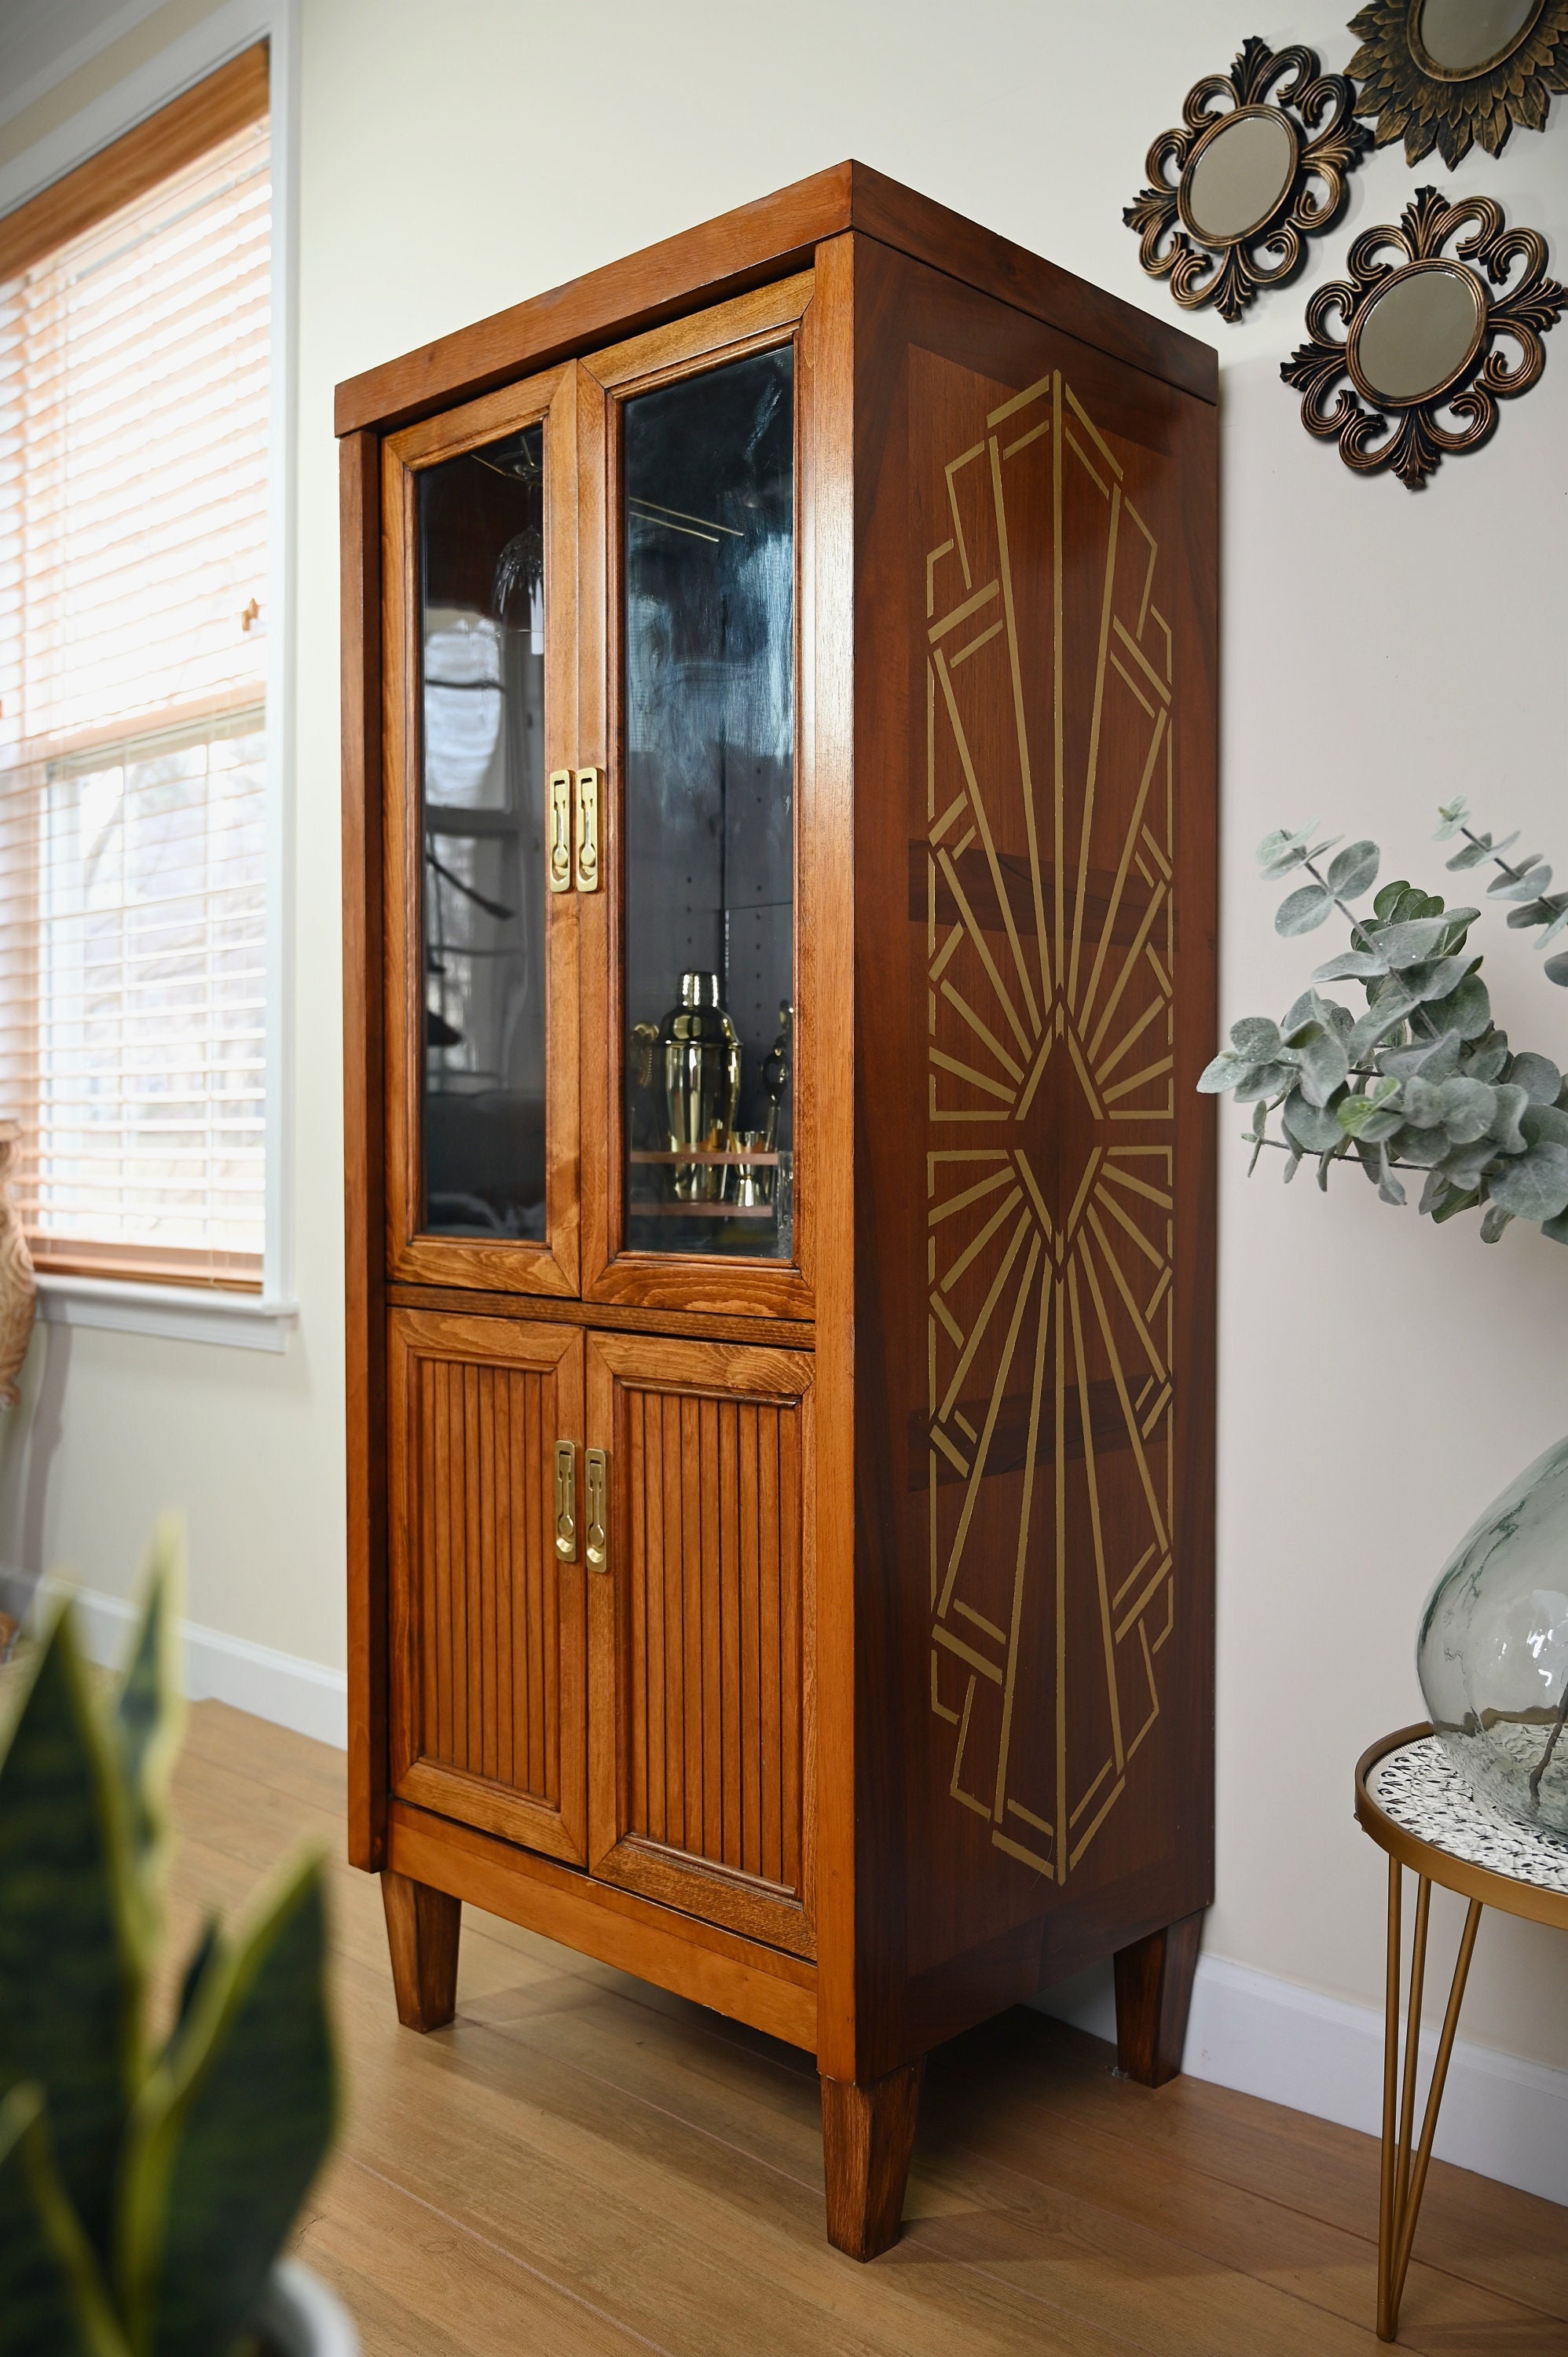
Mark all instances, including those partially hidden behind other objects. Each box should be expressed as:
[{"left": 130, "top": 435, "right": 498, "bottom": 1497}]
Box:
[{"left": 1376, "top": 1858, "right": 1484, "bottom": 2342}]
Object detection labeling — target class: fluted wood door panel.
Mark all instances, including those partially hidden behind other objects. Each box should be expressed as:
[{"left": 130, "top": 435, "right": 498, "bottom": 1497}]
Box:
[
  {"left": 586, "top": 1332, "right": 815, "bottom": 1956},
  {"left": 389, "top": 1309, "right": 586, "bottom": 1863}
]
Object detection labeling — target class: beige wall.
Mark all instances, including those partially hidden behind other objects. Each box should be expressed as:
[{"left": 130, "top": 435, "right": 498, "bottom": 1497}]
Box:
[{"left": 3, "top": 0, "right": 1566, "bottom": 2077}]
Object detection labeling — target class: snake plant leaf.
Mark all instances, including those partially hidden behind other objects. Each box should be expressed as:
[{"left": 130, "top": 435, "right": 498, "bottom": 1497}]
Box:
[
  {"left": 162, "top": 1919, "right": 222, "bottom": 2068},
  {"left": 1486, "top": 1142, "right": 1568, "bottom": 1223},
  {"left": 1510, "top": 1053, "right": 1563, "bottom": 1105},
  {"left": 1327, "top": 840, "right": 1379, "bottom": 900},
  {"left": 117, "top": 1853, "right": 335, "bottom": 2357},
  {"left": 0, "top": 1612, "right": 140, "bottom": 2276},
  {"left": 1276, "top": 884, "right": 1334, "bottom": 937},
  {"left": 0, "top": 2085, "right": 130, "bottom": 2357},
  {"left": 112, "top": 1523, "right": 185, "bottom": 1956}
]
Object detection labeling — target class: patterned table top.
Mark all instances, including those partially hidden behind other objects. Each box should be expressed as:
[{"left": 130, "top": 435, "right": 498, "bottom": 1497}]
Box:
[{"left": 1368, "top": 1735, "right": 1568, "bottom": 1899}]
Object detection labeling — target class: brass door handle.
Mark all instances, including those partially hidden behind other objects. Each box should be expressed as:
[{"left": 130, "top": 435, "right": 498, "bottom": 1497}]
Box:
[
  {"left": 548, "top": 771, "right": 573, "bottom": 893},
  {"left": 574, "top": 768, "right": 601, "bottom": 893},
  {"left": 584, "top": 1447, "right": 607, "bottom": 1571},
  {"left": 553, "top": 1439, "right": 577, "bottom": 1560}
]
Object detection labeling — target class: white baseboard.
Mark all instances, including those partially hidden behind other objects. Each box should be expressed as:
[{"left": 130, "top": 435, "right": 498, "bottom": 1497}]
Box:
[
  {"left": 42, "top": 1578, "right": 347, "bottom": 1751},
  {"left": 1037, "top": 1950, "right": 1568, "bottom": 2208}
]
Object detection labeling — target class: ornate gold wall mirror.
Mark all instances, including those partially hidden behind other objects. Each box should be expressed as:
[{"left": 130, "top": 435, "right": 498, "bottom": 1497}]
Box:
[
  {"left": 1281, "top": 186, "right": 1564, "bottom": 486},
  {"left": 1126, "top": 36, "right": 1369, "bottom": 321},
  {"left": 1348, "top": 0, "right": 1568, "bottom": 164}
]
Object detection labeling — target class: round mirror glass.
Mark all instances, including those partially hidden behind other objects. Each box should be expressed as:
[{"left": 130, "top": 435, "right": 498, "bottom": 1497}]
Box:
[
  {"left": 1183, "top": 110, "right": 1297, "bottom": 242},
  {"left": 1417, "top": 0, "right": 1541, "bottom": 72},
  {"left": 1354, "top": 264, "right": 1485, "bottom": 401}
]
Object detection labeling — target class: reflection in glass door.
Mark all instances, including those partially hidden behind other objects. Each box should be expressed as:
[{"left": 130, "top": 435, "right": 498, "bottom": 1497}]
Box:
[
  {"left": 417, "top": 425, "right": 548, "bottom": 1240},
  {"left": 620, "top": 345, "right": 796, "bottom": 1261}
]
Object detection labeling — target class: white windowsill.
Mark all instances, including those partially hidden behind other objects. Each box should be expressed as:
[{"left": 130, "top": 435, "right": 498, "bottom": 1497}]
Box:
[{"left": 36, "top": 1273, "right": 298, "bottom": 1352}]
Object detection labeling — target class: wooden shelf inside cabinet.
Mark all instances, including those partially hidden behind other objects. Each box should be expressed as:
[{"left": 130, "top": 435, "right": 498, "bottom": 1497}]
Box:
[{"left": 339, "top": 161, "right": 1217, "bottom": 2270}]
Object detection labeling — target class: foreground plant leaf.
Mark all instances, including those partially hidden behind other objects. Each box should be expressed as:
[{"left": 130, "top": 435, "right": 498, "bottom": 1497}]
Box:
[
  {"left": 118, "top": 1853, "right": 336, "bottom": 2357},
  {"left": 0, "top": 2084, "right": 130, "bottom": 2357},
  {"left": 0, "top": 1615, "right": 141, "bottom": 2275}
]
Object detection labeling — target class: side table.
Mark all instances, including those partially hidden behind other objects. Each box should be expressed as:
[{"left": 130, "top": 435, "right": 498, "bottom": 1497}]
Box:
[{"left": 1355, "top": 1721, "right": 1568, "bottom": 2343}]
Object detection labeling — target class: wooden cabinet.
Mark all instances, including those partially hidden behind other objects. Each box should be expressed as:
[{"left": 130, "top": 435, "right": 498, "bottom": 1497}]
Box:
[{"left": 341, "top": 163, "right": 1218, "bottom": 2261}]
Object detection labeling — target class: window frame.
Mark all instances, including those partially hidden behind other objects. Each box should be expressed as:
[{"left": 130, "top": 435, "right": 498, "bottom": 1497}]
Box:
[{"left": 0, "top": 0, "right": 297, "bottom": 1350}]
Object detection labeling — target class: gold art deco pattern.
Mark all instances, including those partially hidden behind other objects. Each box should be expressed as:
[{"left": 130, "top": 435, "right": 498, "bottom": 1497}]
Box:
[{"left": 923, "top": 372, "right": 1175, "bottom": 1887}]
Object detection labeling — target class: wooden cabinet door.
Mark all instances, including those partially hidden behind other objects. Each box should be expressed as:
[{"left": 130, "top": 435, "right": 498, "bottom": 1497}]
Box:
[
  {"left": 585, "top": 1332, "right": 815, "bottom": 1956},
  {"left": 389, "top": 1309, "right": 587, "bottom": 1863}
]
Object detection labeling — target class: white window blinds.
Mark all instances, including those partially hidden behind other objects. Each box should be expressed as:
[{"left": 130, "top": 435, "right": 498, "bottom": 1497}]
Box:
[{"left": 0, "top": 93, "right": 270, "bottom": 1288}]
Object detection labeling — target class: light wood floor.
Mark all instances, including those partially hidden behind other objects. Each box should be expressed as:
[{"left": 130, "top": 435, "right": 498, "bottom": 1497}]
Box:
[{"left": 37, "top": 1677, "right": 1568, "bottom": 2354}]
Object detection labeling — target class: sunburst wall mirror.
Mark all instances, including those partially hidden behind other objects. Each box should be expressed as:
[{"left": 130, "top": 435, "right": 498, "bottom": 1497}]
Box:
[
  {"left": 1280, "top": 185, "right": 1565, "bottom": 486},
  {"left": 1348, "top": 0, "right": 1568, "bottom": 166},
  {"left": 1125, "top": 36, "right": 1370, "bottom": 321}
]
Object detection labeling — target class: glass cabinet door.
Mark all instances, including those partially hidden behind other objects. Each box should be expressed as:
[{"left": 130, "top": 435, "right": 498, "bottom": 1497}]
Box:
[
  {"left": 576, "top": 283, "right": 815, "bottom": 1316},
  {"left": 620, "top": 344, "right": 795, "bottom": 1265},
  {"left": 382, "top": 368, "right": 579, "bottom": 1295}
]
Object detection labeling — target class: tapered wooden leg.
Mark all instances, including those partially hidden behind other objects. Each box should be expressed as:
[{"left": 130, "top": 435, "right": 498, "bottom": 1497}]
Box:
[
  {"left": 820, "top": 2061, "right": 923, "bottom": 2260},
  {"left": 380, "top": 1869, "right": 460, "bottom": 2032},
  {"left": 1114, "top": 1908, "right": 1203, "bottom": 2086}
]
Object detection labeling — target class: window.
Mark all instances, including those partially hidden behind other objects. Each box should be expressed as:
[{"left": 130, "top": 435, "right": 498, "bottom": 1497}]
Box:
[{"left": 0, "top": 48, "right": 271, "bottom": 1291}]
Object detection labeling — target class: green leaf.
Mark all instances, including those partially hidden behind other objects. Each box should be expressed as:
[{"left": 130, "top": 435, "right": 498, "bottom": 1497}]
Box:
[
  {"left": 1229, "top": 1015, "right": 1281, "bottom": 1063},
  {"left": 1430, "top": 1184, "right": 1482, "bottom": 1225},
  {"left": 113, "top": 1523, "right": 186, "bottom": 1958},
  {"left": 117, "top": 1854, "right": 336, "bottom": 2357},
  {"left": 1373, "top": 879, "right": 1411, "bottom": 921},
  {"left": 1311, "top": 948, "right": 1387, "bottom": 982},
  {"left": 1421, "top": 971, "right": 1493, "bottom": 1041},
  {"left": 1446, "top": 839, "right": 1493, "bottom": 870},
  {"left": 1295, "top": 1028, "right": 1349, "bottom": 1108},
  {"left": 1257, "top": 823, "right": 1317, "bottom": 879},
  {"left": 1379, "top": 1148, "right": 1407, "bottom": 1206},
  {"left": 1543, "top": 1207, "right": 1568, "bottom": 1245},
  {"left": 1367, "top": 916, "right": 1453, "bottom": 969},
  {"left": 1480, "top": 1202, "right": 1514, "bottom": 1244},
  {"left": 0, "top": 2086, "right": 130, "bottom": 2357},
  {"left": 1489, "top": 860, "right": 1550, "bottom": 900},
  {"left": 1489, "top": 1083, "right": 1530, "bottom": 1157},
  {"left": 1327, "top": 840, "right": 1379, "bottom": 899},
  {"left": 1523, "top": 1104, "right": 1568, "bottom": 1149},
  {"left": 1401, "top": 1076, "right": 1445, "bottom": 1130},
  {"left": 1434, "top": 797, "right": 1470, "bottom": 839},
  {"left": 1486, "top": 1142, "right": 1568, "bottom": 1224},
  {"left": 1281, "top": 1089, "right": 1345, "bottom": 1154},
  {"left": 1196, "top": 1050, "right": 1247, "bottom": 1094},
  {"left": 1232, "top": 1060, "right": 1296, "bottom": 1105},
  {"left": 0, "top": 1611, "right": 141, "bottom": 2274},
  {"left": 1349, "top": 992, "right": 1416, "bottom": 1060},
  {"left": 1276, "top": 884, "right": 1335, "bottom": 937},
  {"left": 1437, "top": 1077, "right": 1497, "bottom": 1146},
  {"left": 1547, "top": 951, "right": 1568, "bottom": 988},
  {"left": 1510, "top": 1053, "right": 1562, "bottom": 1105},
  {"left": 1405, "top": 954, "right": 1479, "bottom": 1006}
]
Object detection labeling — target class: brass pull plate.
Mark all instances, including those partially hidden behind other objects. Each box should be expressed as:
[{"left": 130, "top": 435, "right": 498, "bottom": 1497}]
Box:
[
  {"left": 553, "top": 1439, "right": 577, "bottom": 1560},
  {"left": 548, "top": 770, "right": 573, "bottom": 893},
  {"left": 574, "top": 767, "right": 601, "bottom": 893},
  {"left": 584, "top": 1446, "right": 607, "bottom": 1571}
]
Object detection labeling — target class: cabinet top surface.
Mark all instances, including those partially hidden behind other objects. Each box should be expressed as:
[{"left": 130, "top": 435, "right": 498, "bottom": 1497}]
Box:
[{"left": 334, "top": 159, "right": 1218, "bottom": 439}]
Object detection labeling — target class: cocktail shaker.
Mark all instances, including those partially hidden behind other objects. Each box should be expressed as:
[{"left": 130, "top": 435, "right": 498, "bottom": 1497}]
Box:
[{"left": 659, "top": 972, "right": 741, "bottom": 1200}]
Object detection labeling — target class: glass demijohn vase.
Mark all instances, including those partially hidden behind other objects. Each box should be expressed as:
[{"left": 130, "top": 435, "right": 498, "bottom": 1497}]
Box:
[{"left": 1417, "top": 1436, "right": 1568, "bottom": 1842}]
